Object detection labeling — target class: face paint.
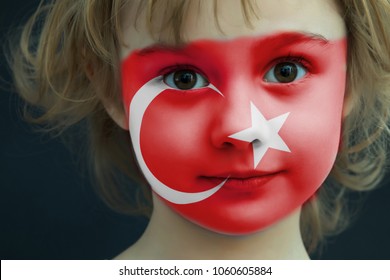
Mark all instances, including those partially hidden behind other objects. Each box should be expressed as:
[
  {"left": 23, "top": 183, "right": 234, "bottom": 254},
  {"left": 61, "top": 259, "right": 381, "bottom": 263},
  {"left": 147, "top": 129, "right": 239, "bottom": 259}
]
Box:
[{"left": 121, "top": 32, "right": 347, "bottom": 234}]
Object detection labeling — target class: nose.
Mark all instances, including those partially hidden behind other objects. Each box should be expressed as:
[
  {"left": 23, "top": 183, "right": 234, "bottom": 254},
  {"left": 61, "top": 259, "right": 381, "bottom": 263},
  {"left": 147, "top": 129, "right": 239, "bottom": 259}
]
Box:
[{"left": 210, "top": 98, "right": 265, "bottom": 150}]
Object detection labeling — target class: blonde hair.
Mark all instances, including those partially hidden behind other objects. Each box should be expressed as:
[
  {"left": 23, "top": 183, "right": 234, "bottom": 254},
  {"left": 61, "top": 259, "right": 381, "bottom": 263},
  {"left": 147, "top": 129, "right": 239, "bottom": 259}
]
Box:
[{"left": 9, "top": 0, "right": 390, "bottom": 254}]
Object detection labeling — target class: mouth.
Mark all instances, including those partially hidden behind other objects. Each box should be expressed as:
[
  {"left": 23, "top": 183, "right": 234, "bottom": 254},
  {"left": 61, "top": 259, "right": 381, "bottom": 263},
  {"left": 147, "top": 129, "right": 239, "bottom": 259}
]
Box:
[{"left": 199, "top": 171, "right": 284, "bottom": 191}]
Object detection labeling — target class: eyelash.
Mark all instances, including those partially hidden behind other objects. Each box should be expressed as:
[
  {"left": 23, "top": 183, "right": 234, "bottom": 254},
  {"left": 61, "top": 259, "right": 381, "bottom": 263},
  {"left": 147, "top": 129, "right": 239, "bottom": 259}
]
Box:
[
  {"left": 271, "top": 55, "right": 311, "bottom": 70},
  {"left": 158, "top": 55, "right": 312, "bottom": 83},
  {"left": 160, "top": 64, "right": 207, "bottom": 78}
]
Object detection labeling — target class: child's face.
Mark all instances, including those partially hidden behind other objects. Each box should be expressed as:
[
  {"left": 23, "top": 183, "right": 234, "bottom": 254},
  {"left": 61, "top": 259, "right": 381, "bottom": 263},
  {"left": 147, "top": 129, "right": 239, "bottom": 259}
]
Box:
[{"left": 119, "top": 0, "right": 347, "bottom": 234}]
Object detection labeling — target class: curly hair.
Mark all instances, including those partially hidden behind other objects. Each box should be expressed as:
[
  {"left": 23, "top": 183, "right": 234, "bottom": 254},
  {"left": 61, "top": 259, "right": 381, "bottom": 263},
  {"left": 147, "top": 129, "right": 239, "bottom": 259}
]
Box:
[{"left": 9, "top": 0, "right": 390, "bottom": 253}]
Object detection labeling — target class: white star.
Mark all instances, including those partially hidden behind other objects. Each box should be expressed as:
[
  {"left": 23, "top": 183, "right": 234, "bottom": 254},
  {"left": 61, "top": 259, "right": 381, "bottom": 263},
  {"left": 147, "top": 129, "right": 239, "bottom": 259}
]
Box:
[{"left": 228, "top": 102, "right": 290, "bottom": 169}]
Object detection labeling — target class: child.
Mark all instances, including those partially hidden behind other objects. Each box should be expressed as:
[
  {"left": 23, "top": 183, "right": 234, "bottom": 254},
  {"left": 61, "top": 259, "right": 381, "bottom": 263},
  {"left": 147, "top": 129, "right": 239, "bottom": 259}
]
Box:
[{"left": 10, "top": 0, "right": 390, "bottom": 259}]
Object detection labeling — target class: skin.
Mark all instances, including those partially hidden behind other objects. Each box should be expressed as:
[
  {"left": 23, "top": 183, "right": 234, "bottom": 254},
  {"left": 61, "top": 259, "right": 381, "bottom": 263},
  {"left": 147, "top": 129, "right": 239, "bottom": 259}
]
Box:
[
  {"left": 110, "top": 0, "right": 347, "bottom": 259},
  {"left": 121, "top": 34, "right": 347, "bottom": 235}
]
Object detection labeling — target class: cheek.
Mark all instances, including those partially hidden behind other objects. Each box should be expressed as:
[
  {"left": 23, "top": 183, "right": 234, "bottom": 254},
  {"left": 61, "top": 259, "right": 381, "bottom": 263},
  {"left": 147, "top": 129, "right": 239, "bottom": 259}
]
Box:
[
  {"left": 140, "top": 92, "right": 221, "bottom": 192},
  {"left": 277, "top": 68, "right": 346, "bottom": 192}
]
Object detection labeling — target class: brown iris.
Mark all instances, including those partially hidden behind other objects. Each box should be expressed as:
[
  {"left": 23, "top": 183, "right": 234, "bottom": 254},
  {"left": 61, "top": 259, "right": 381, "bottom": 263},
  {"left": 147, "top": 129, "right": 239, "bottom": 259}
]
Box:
[
  {"left": 173, "top": 70, "right": 198, "bottom": 90},
  {"left": 273, "top": 62, "right": 298, "bottom": 83}
]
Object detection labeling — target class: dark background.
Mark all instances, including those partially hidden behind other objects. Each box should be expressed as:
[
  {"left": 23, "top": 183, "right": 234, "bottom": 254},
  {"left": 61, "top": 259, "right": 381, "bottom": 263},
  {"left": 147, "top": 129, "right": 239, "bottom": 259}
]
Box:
[{"left": 1, "top": 0, "right": 389, "bottom": 260}]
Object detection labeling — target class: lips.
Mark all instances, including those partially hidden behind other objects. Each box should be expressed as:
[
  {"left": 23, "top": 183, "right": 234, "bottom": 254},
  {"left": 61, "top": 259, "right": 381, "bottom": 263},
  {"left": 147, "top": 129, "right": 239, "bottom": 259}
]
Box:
[{"left": 199, "top": 171, "right": 284, "bottom": 191}]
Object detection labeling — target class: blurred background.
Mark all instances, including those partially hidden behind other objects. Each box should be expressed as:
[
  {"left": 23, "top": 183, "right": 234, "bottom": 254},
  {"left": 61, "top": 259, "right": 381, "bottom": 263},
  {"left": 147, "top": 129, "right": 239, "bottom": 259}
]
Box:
[{"left": 1, "top": 0, "right": 389, "bottom": 260}]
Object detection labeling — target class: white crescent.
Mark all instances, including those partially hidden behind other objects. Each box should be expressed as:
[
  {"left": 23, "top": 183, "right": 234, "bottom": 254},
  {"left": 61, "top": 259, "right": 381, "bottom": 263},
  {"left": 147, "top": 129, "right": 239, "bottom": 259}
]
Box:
[{"left": 128, "top": 76, "right": 227, "bottom": 205}]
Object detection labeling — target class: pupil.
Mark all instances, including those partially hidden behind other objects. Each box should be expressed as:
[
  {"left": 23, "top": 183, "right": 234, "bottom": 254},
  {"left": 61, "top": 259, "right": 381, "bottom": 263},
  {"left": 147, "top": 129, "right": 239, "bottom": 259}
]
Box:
[
  {"left": 174, "top": 70, "right": 196, "bottom": 89},
  {"left": 275, "top": 63, "right": 297, "bottom": 83}
]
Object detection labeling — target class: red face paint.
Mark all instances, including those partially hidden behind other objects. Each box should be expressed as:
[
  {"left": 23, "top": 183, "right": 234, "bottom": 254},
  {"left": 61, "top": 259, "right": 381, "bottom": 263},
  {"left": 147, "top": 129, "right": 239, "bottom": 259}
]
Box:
[{"left": 121, "top": 32, "right": 347, "bottom": 234}]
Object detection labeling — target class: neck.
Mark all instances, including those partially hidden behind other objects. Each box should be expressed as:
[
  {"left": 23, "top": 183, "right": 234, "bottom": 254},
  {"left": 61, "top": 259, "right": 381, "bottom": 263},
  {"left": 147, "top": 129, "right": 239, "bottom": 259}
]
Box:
[{"left": 116, "top": 196, "right": 310, "bottom": 260}]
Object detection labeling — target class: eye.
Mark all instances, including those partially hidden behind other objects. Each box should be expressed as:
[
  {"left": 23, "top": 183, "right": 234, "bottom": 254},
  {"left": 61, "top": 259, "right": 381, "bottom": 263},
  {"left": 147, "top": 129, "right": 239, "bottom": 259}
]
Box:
[
  {"left": 264, "top": 61, "right": 307, "bottom": 83},
  {"left": 163, "top": 69, "right": 209, "bottom": 90}
]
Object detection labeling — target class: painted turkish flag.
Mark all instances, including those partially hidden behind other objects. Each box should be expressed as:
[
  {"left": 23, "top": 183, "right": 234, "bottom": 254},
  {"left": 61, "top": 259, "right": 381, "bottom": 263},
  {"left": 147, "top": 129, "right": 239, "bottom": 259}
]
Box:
[{"left": 121, "top": 32, "right": 347, "bottom": 234}]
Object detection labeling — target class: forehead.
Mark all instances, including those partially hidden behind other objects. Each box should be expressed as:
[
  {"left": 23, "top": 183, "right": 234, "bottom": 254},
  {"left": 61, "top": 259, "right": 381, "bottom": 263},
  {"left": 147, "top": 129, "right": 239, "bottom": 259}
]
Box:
[{"left": 120, "top": 0, "right": 346, "bottom": 59}]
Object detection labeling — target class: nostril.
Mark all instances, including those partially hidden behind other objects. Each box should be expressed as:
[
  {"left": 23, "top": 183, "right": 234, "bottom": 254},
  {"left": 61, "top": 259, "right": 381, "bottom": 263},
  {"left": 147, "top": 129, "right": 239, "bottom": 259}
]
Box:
[{"left": 220, "top": 141, "right": 235, "bottom": 149}]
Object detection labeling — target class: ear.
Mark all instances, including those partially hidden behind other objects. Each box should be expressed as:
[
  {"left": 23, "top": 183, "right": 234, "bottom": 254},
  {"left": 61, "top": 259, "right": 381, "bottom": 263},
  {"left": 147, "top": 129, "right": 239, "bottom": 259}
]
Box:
[{"left": 102, "top": 98, "right": 129, "bottom": 130}]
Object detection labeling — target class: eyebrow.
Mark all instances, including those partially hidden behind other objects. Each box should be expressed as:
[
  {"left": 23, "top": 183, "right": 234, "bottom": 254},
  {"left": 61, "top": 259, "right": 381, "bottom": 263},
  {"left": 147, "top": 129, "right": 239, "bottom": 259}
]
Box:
[
  {"left": 136, "top": 31, "right": 330, "bottom": 56},
  {"left": 136, "top": 44, "right": 185, "bottom": 56},
  {"left": 311, "top": 33, "right": 329, "bottom": 42},
  {"left": 272, "top": 32, "right": 330, "bottom": 45}
]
